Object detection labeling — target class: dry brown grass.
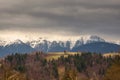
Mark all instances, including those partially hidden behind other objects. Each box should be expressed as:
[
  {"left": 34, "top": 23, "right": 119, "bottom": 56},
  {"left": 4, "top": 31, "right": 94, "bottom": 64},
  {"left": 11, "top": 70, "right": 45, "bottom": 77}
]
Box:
[
  {"left": 46, "top": 52, "right": 81, "bottom": 61},
  {"left": 103, "top": 53, "right": 120, "bottom": 57}
]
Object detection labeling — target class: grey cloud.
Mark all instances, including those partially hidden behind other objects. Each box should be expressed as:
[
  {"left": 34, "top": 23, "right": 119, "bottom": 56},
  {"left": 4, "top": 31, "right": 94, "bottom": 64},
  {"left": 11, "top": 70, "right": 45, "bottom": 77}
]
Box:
[{"left": 0, "top": 0, "right": 120, "bottom": 40}]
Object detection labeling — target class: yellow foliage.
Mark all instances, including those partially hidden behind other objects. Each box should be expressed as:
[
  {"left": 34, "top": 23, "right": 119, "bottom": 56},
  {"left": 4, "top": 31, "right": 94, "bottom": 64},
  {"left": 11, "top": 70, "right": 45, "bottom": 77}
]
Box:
[
  {"left": 0, "top": 64, "right": 27, "bottom": 80},
  {"left": 61, "top": 69, "right": 77, "bottom": 80},
  {"left": 103, "top": 61, "right": 120, "bottom": 80}
]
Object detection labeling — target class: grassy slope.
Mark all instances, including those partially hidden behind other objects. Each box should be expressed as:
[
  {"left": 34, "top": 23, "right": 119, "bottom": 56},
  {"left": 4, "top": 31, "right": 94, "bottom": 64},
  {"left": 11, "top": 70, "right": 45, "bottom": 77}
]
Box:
[
  {"left": 46, "top": 52, "right": 120, "bottom": 61},
  {"left": 103, "top": 53, "right": 120, "bottom": 57},
  {"left": 46, "top": 52, "right": 81, "bottom": 61}
]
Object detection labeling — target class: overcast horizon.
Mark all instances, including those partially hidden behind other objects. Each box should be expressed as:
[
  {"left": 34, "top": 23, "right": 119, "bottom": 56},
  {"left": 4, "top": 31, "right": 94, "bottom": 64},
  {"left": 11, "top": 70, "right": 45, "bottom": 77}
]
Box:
[{"left": 0, "top": 0, "right": 120, "bottom": 42}]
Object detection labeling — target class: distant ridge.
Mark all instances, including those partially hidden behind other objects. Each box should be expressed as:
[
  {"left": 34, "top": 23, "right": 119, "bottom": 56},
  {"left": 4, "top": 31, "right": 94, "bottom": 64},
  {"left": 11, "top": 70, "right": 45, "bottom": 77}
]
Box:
[{"left": 72, "top": 42, "right": 120, "bottom": 53}]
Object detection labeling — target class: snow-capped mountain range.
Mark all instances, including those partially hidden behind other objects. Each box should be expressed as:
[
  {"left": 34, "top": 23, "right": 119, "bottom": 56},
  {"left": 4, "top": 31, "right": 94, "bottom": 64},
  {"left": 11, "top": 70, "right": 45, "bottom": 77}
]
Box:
[
  {"left": 27, "top": 35, "right": 105, "bottom": 47},
  {"left": 26, "top": 35, "right": 106, "bottom": 51},
  {"left": 0, "top": 35, "right": 119, "bottom": 47},
  {"left": 0, "top": 35, "right": 120, "bottom": 57}
]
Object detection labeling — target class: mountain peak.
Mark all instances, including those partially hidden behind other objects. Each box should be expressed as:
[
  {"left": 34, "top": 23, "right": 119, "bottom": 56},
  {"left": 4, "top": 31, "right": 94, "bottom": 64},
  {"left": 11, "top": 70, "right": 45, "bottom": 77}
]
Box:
[
  {"left": 89, "top": 35, "right": 104, "bottom": 40},
  {"left": 13, "top": 39, "right": 23, "bottom": 43},
  {"left": 7, "top": 39, "right": 24, "bottom": 45},
  {"left": 86, "top": 35, "right": 105, "bottom": 43}
]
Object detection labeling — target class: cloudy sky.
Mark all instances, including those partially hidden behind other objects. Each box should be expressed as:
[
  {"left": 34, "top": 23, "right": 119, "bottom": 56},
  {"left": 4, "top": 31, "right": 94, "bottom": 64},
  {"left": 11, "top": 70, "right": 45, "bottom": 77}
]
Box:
[{"left": 0, "top": 0, "right": 120, "bottom": 41}]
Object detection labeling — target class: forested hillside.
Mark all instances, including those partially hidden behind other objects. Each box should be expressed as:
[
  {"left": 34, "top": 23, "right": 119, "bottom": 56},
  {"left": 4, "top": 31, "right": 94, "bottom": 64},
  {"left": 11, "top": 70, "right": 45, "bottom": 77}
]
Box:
[{"left": 0, "top": 52, "right": 120, "bottom": 80}]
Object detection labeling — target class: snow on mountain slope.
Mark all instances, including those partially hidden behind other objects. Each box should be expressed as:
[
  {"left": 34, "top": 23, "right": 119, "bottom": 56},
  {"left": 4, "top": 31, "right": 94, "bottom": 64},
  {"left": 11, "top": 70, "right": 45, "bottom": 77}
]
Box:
[
  {"left": 0, "top": 39, "right": 35, "bottom": 57},
  {"left": 116, "top": 41, "right": 120, "bottom": 45},
  {"left": 34, "top": 40, "right": 51, "bottom": 52},
  {"left": 6, "top": 39, "right": 24, "bottom": 45},
  {"left": 26, "top": 37, "right": 50, "bottom": 48},
  {"left": 0, "top": 40, "right": 7, "bottom": 46},
  {"left": 25, "top": 35, "right": 105, "bottom": 52},
  {"left": 0, "top": 39, "right": 25, "bottom": 47}
]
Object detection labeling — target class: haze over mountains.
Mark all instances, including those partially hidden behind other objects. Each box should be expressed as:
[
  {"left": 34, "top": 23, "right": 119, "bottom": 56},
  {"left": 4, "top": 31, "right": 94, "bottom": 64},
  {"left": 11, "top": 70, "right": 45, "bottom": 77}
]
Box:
[{"left": 0, "top": 35, "right": 120, "bottom": 57}]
